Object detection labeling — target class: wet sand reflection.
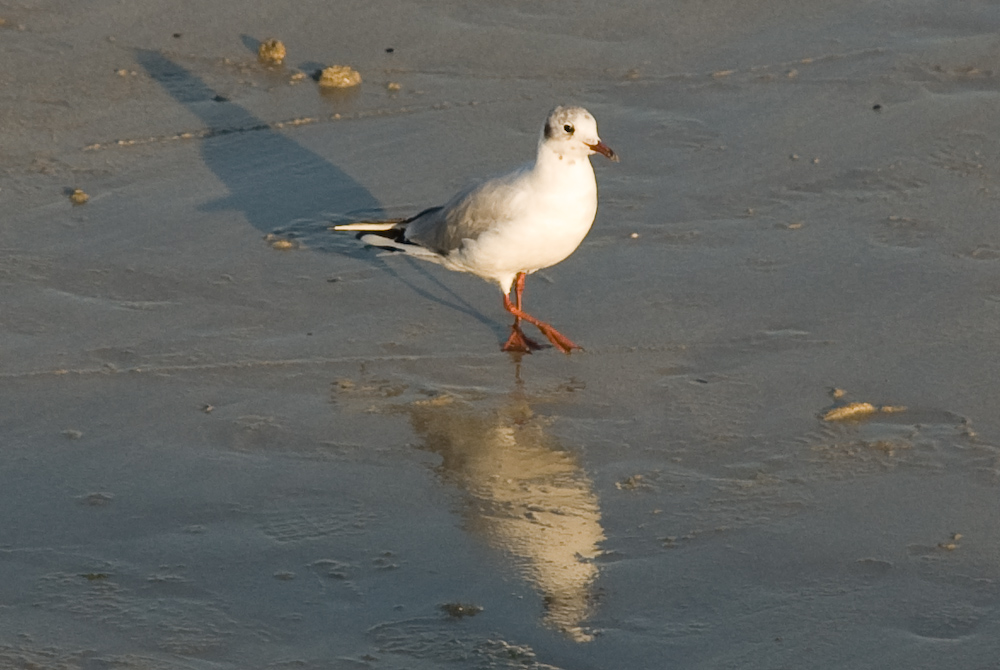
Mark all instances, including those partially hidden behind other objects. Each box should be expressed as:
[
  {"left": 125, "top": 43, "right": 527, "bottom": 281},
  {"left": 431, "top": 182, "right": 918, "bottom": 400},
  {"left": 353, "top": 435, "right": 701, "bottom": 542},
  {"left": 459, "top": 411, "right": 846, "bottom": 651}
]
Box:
[{"left": 406, "top": 382, "right": 604, "bottom": 642}]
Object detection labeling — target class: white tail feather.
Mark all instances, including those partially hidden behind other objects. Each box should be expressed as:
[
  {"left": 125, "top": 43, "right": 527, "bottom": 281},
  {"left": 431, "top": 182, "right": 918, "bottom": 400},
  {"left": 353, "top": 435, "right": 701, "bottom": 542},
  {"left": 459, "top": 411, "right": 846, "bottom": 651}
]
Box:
[
  {"left": 358, "top": 234, "right": 444, "bottom": 262},
  {"left": 331, "top": 221, "right": 403, "bottom": 231}
]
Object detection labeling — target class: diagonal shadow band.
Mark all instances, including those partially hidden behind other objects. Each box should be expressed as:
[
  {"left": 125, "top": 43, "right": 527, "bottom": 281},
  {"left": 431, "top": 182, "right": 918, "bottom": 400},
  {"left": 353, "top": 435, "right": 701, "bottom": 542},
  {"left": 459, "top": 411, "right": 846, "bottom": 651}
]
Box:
[
  {"left": 135, "top": 49, "right": 499, "bottom": 333},
  {"left": 134, "top": 49, "right": 379, "bottom": 250}
]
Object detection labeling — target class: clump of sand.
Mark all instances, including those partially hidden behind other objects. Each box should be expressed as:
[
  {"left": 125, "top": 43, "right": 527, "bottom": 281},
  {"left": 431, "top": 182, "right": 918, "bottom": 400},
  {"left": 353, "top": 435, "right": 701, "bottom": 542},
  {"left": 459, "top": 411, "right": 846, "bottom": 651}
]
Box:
[
  {"left": 317, "top": 65, "right": 362, "bottom": 88},
  {"left": 257, "top": 38, "right": 286, "bottom": 65},
  {"left": 264, "top": 233, "right": 297, "bottom": 250}
]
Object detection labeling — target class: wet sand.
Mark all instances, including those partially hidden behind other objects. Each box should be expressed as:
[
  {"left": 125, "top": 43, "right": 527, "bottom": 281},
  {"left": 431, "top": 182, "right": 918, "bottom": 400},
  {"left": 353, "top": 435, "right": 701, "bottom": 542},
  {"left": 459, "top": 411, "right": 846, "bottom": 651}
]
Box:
[{"left": 3, "top": 1, "right": 1000, "bottom": 667}]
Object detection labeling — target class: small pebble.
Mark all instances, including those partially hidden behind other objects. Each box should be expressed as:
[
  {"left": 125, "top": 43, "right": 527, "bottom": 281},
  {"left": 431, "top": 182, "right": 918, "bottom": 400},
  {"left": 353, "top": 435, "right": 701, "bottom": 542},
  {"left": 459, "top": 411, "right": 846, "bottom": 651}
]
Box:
[
  {"left": 69, "top": 188, "right": 89, "bottom": 205},
  {"left": 440, "top": 603, "right": 483, "bottom": 618}
]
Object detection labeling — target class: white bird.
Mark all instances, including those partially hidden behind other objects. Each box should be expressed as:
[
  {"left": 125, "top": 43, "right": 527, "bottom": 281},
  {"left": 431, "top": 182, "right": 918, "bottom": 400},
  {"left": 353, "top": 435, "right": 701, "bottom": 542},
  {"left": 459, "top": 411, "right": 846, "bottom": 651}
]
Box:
[{"left": 333, "top": 106, "right": 618, "bottom": 354}]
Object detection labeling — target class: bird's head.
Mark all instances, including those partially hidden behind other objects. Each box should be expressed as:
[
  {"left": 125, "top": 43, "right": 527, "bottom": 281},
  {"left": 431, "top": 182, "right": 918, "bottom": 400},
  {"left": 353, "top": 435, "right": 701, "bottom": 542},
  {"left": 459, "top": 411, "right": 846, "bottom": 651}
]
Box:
[{"left": 540, "top": 106, "right": 618, "bottom": 163}]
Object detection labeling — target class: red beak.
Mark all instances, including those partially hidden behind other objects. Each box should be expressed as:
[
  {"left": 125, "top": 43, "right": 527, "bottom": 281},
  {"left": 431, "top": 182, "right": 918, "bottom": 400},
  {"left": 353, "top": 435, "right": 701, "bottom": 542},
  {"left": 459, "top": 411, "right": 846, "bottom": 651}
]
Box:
[{"left": 586, "top": 140, "right": 619, "bottom": 162}]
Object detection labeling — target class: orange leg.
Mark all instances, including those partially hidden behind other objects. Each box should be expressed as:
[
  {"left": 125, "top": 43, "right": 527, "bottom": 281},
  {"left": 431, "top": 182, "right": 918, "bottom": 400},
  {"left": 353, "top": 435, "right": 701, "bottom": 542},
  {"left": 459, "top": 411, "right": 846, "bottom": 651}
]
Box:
[
  {"left": 501, "top": 273, "right": 543, "bottom": 353},
  {"left": 500, "top": 272, "right": 580, "bottom": 355}
]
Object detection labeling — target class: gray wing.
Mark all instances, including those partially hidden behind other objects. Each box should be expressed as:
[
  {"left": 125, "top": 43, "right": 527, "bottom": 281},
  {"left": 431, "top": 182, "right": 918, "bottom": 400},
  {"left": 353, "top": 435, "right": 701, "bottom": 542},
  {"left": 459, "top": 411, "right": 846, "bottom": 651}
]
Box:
[{"left": 404, "top": 166, "right": 529, "bottom": 254}]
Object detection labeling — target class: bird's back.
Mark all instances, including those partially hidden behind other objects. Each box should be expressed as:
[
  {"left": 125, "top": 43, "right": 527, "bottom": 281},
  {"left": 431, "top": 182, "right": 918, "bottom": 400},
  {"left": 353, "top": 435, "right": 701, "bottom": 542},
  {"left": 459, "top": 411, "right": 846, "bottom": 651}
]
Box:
[{"left": 404, "top": 165, "right": 532, "bottom": 255}]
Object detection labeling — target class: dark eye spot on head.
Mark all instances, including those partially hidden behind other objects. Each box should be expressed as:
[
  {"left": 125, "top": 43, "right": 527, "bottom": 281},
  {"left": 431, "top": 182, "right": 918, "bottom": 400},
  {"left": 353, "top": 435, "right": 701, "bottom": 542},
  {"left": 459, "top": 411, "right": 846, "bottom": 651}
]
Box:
[{"left": 563, "top": 124, "right": 574, "bottom": 134}]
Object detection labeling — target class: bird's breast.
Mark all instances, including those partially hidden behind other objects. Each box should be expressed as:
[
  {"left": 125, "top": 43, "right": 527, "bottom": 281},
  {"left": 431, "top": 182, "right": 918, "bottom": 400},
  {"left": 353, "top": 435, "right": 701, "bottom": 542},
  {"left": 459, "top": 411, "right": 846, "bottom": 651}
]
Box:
[{"left": 449, "top": 177, "right": 599, "bottom": 279}]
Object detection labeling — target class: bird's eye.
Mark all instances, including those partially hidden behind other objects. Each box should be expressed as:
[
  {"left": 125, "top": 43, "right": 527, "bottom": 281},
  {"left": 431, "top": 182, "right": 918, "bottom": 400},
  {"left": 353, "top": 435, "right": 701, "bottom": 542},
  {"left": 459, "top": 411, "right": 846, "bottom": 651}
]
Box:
[{"left": 563, "top": 124, "right": 574, "bottom": 134}]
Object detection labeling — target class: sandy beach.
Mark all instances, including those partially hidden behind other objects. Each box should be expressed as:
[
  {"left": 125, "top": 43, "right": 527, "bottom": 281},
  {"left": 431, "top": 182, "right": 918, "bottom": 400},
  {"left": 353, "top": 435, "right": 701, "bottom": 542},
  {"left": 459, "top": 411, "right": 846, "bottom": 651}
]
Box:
[{"left": 3, "top": 1, "right": 1000, "bottom": 667}]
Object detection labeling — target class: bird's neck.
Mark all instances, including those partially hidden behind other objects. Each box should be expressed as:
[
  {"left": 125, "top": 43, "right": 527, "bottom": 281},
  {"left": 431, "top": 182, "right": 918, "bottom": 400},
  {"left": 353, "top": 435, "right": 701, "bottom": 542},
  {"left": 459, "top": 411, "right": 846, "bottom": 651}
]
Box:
[{"left": 533, "top": 143, "right": 595, "bottom": 184}]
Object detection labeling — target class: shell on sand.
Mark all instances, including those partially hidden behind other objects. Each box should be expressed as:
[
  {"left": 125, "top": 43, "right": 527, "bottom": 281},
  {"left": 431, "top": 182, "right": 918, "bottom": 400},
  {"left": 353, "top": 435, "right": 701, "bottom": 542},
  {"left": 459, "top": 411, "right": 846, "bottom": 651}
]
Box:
[
  {"left": 822, "top": 402, "right": 877, "bottom": 422},
  {"left": 822, "top": 402, "right": 907, "bottom": 422}
]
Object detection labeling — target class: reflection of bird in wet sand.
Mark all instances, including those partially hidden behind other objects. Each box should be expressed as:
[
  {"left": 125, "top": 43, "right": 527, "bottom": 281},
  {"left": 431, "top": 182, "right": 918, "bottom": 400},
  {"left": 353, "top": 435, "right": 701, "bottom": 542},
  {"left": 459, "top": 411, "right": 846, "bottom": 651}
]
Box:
[
  {"left": 334, "top": 106, "right": 617, "bottom": 354},
  {"left": 406, "top": 387, "right": 604, "bottom": 642}
]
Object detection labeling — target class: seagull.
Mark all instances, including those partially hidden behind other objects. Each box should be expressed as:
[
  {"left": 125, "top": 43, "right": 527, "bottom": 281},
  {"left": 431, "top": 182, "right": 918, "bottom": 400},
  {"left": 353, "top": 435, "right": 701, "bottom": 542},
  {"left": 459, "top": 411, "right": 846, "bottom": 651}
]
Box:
[{"left": 333, "top": 106, "right": 618, "bottom": 354}]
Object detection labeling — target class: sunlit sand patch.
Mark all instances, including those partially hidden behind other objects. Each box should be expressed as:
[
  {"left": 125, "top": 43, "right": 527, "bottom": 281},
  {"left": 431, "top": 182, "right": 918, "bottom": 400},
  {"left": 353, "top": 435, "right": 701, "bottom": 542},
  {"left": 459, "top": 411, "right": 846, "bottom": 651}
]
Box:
[{"left": 318, "top": 65, "right": 362, "bottom": 88}]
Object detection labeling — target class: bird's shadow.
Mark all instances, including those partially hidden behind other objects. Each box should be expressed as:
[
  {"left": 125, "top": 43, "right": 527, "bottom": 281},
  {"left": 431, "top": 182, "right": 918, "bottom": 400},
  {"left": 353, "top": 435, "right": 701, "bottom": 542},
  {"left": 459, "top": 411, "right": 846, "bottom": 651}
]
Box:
[{"left": 135, "top": 49, "right": 499, "bottom": 334}]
